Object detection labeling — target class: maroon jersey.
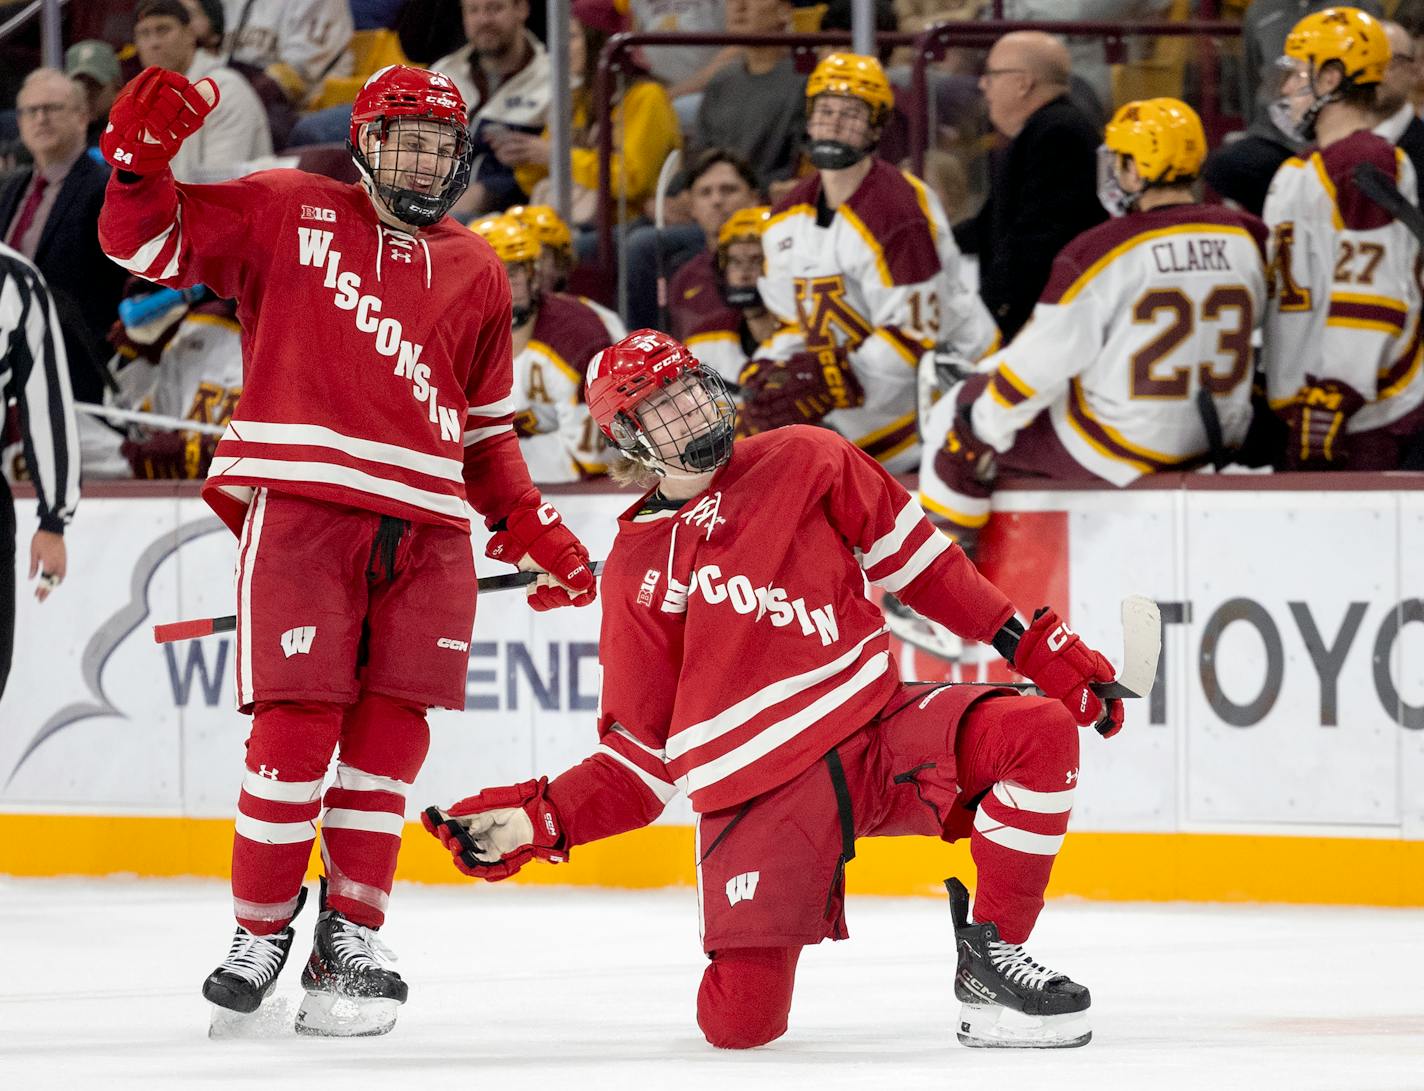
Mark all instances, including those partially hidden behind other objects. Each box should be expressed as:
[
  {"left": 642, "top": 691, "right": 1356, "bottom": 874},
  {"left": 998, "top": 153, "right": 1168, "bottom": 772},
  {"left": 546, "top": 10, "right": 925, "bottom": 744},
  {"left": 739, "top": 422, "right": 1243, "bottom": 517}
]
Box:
[
  {"left": 582, "top": 426, "right": 1015, "bottom": 815},
  {"left": 668, "top": 250, "right": 723, "bottom": 342},
  {"left": 98, "top": 167, "right": 538, "bottom": 535}
]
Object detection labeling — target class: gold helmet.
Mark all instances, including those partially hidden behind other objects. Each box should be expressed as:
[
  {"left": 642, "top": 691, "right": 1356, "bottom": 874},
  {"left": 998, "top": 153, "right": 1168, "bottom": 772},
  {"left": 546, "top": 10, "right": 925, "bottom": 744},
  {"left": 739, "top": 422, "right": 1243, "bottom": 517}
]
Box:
[
  {"left": 1104, "top": 98, "right": 1206, "bottom": 185},
  {"left": 506, "top": 204, "right": 574, "bottom": 260},
  {"left": 1284, "top": 6, "right": 1390, "bottom": 86},
  {"left": 716, "top": 205, "right": 771, "bottom": 254},
  {"left": 470, "top": 214, "right": 540, "bottom": 265},
  {"left": 806, "top": 52, "right": 894, "bottom": 126}
]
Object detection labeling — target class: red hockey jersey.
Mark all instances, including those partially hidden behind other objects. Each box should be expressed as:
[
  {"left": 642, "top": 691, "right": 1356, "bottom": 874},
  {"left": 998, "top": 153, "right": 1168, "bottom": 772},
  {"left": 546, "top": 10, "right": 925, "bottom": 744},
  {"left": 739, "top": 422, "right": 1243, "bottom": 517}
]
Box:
[
  {"left": 98, "top": 167, "right": 537, "bottom": 534},
  {"left": 581, "top": 426, "right": 1016, "bottom": 816}
]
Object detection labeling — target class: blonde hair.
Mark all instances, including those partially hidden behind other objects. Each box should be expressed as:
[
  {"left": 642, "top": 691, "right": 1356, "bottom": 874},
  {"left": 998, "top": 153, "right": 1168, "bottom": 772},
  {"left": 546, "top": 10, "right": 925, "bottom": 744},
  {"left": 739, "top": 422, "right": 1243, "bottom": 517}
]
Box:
[{"left": 607, "top": 452, "right": 662, "bottom": 490}]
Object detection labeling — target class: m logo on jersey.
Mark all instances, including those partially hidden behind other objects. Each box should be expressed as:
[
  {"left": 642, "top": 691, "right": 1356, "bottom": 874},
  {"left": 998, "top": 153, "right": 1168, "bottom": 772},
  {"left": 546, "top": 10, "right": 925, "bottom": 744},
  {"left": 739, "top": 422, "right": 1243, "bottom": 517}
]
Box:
[
  {"left": 726, "top": 871, "right": 760, "bottom": 906},
  {"left": 301, "top": 205, "right": 336, "bottom": 222},
  {"left": 794, "top": 275, "right": 873, "bottom": 349},
  {"left": 281, "top": 626, "right": 317, "bottom": 657},
  {"left": 295, "top": 227, "right": 463, "bottom": 443}
]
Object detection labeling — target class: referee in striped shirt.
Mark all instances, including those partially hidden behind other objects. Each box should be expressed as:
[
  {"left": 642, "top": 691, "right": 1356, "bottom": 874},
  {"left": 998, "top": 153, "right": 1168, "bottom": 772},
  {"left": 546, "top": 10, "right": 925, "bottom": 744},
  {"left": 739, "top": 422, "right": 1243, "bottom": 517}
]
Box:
[{"left": 1, "top": 239, "right": 80, "bottom": 702}]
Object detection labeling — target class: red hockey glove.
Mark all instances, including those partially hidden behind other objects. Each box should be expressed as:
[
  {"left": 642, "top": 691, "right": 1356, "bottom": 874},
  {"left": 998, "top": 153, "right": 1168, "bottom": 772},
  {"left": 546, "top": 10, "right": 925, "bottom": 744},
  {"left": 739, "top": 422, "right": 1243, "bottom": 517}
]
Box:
[
  {"left": 930, "top": 404, "right": 997, "bottom": 502},
  {"left": 738, "top": 346, "right": 865, "bottom": 433},
  {"left": 1014, "top": 607, "right": 1118, "bottom": 728},
  {"left": 485, "top": 501, "right": 596, "bottom": 609},
  {"left": 101, "top": 66, "right": 219, "bottom": 175},
  {"left": 421, "top": 778, "right": 567, "bottom": 881},
  {"left": 1280, "top": 379, "right": 1365, "bottom": 469}
]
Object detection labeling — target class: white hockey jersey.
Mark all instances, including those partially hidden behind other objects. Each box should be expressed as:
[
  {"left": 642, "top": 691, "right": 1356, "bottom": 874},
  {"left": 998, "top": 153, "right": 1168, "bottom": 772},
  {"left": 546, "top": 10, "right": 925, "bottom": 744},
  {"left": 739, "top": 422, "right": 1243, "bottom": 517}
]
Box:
[
  {"left": 685, "top": 309, "right": 799, "bottom": 388},
  {"left": 921, "top": 202, "right": 1269, "bottom": 519},
  {"left": 221, "top": 0, "right": 353, "bottom": 92},
  {"left": 513, "top": 293, "right": 615, "bottom": 482},
  {"left": 1261, "top": 131, "right": 1424, "bottom": 435},
  {"left": 759, "top": 158, "right": 995, "bottom": 471}
]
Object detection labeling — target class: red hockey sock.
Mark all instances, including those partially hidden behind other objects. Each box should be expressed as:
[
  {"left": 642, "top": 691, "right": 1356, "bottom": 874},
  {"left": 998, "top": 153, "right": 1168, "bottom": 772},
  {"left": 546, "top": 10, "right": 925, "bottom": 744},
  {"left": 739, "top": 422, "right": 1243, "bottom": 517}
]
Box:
[
  {"left": 232, "top": 701, "right": 344, "bottom": 934},
  {"left": 956, "top": 696, "right": 1080, "bottom": 944},
  {"left": 697, "top": 946, "right": 802, "bottom": 1049},
  {"left": 319, "top": 692, "right": 430, "bottom": 928}
]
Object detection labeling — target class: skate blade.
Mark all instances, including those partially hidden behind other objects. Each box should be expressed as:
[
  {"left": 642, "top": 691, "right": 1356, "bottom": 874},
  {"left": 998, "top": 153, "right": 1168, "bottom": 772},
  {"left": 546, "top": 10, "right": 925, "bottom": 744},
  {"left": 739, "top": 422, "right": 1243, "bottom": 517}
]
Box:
[
  {"left": 294, "top": 990, "right": 399, "bottom": 1037},
  {"left": 208, "top": 997, "right": 296, "bottom": 1039},
  {"left": 883, "top": 603, "right": 963, "bottom": 662},
  {"left": 956, "top": 1003, "right": 1091, "bottom": 1049}
]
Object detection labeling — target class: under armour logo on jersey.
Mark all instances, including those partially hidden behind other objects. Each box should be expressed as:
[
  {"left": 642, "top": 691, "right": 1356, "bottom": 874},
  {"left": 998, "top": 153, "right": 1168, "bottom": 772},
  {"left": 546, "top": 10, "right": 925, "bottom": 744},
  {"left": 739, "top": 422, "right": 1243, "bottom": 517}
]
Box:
[
  {"left": 680, "top": 491, "right": 725, "bottom": 540},
  {"left": 726, "top": 871, "right": 760, "bottom": 907},
  {"left": 1066, "top": 769, "right": 1078, "bottom": 785},
  {"left": 280, "top": 626, "right": 317, "bottom": 658},
  {"left": 258, "top": 765, "right": 280, "bottom": 780}
]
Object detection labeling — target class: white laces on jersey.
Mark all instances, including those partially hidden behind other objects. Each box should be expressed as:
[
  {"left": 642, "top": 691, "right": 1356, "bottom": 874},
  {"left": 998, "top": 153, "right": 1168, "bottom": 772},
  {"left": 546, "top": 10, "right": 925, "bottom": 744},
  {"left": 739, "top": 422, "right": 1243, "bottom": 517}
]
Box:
[
  {"left": 218, "top": 927, "right": 288, "bottom": 986},
  {"left": 330, "top": 916, "right": 398, "bottom": 970},
  {"left": 987, "top": 938, "right": 1064, "bottom": 991}
]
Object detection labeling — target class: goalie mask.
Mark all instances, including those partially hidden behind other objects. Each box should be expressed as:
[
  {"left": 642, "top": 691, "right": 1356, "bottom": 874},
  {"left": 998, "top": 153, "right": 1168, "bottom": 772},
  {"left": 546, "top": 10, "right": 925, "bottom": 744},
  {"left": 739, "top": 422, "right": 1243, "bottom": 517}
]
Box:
[
  {"left": 1270, "top": 7, "right": 1389, "bottom": 142},
  {"left": 349, "top": 65, "right": 474, "bottom": 228},
  {"left": 716, "top": 206, "right": 771, "bottom": 309},
  {"left": 805, "top": 53, "right": 893, "bottom": 170},
  {"left": 586, "top": 330, "right": 737, "bottom": 475},
  {"left": 471, "top": 214, "right": 541, "bottom": 326}
]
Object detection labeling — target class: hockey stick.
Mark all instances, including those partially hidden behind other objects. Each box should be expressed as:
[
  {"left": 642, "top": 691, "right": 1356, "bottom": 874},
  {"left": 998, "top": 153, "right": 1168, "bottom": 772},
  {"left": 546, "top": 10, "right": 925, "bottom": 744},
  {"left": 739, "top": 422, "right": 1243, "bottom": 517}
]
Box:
[
  {"left": 888, "top": 595, "right": 1162, "bottom": 700},
  {"left": 1353, "top": 162, "right": 1424, "bottom": 245},
  {"left": 75, "top": 402, "right": 228, "bottom": 437},
  {"left": 653, "top": 149, "right": 682, "bottom": 332},
  {"left": 151, "top": 561, "right": 606, "bottom": 643}
]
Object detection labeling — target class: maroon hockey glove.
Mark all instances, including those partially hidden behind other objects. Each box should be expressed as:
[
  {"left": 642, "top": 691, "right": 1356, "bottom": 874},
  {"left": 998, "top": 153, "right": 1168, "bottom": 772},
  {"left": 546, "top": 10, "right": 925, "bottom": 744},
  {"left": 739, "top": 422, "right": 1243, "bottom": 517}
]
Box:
[
  {"left": 102, "top": 67, "right": 219, "bottom": 175},
  {"left": 485, "top": 502, "right": 596, "bottom": 609},
  {"left": 1281, "top": 379, "right": 1365, "bottom": 470},
  {"left": 421, "top": 778, "right": 567, "bottom": 881},
  {"left": 930, "top": 405, "right": 997, "bottom": 502},
  {"left": 120, "top": 430, "right": 216, "bottom": 480},
  {"left": 738, "top": 346, "right": 865, "bottom": 433},
  {"left": 1014, "top": 607, "right": 1118, "bottom": 728}
]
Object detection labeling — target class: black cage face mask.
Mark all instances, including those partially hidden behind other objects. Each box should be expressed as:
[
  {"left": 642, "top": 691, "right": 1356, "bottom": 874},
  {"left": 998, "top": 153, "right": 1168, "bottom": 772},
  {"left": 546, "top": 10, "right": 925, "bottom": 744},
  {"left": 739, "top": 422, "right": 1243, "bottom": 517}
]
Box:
[
  {"left": 351, "top": 117, "right": 473, "bottom": 227},
  {"left": 616, "top": 369, "right": 738, "bottom": 474}
]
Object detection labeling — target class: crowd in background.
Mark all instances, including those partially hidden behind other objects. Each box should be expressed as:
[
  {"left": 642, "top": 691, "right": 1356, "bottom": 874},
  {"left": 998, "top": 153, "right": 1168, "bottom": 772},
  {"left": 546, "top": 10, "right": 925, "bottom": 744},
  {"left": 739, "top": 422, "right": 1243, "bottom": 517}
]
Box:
[{"left": 3, "top": 0, "right": 1424, "bottom": 490}]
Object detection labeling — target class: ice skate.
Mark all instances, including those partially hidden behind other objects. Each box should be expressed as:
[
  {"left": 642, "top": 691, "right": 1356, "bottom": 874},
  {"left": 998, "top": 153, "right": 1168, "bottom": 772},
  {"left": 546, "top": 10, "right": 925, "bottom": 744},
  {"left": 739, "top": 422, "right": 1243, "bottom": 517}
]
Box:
[
  {"left": 295, "top": 880, "right": 407, "bottom": 1037},
  {"left": 203, "top": 885, "right": 308, "bottom": 1035},
  {"left": 945, "top": 877, "right": 1091, "bottom": 1048},
  {"left": 882, "top": 593, "right": 963, "bottom": 662}
]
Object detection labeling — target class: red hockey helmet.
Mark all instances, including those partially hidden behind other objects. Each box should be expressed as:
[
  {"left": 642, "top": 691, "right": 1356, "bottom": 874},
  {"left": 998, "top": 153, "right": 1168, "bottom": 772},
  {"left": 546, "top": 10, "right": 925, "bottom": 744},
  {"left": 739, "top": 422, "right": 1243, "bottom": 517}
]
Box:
[
  {"left": 586, "top": 329, "right": 737, "bottom": 473},
  {"left": 348, "top": 65, "right": 473, "bottom": 228}
]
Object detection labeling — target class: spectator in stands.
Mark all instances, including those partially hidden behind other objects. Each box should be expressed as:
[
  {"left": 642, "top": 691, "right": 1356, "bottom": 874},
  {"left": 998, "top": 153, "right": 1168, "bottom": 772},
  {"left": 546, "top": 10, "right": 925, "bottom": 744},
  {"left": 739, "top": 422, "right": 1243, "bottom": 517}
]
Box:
[
  {"left": 0, "top": 70, "right": 125, "bottom": 406},
  {"left": 1241, "top": 0, "right": 1382, "bottom": 123},
  {"left": 667, "top": 149, "right": 760, "bottom": 340},
  {"left": 178, "top": 0, "right": 297, "bottom": 149},
  {"left": 954, "top": 31, "right": 1105, "bottom": 344},
  {"left": 629, "top": 0, "right": 740, "bottom": 127},
  {"left": 64, "top": 41, "right": 122, "bottom": 150},
  {"left": 500, "top": 1, "right": 680, "bottom": 243},
  {"left": 691, "top": 0, "right": 806, "bottom": 190},
  {"left": 220, "top": 0, "right": 354, "bottom": 107},
  {"left": 1375, "top": 20, "right": 1424, "bottom": 194},
  {"left": 436, "top": 0, "right": 553, "bottom": 219},
  {"left": 135, "top": 0, "right": 273, "bottom": 182}
]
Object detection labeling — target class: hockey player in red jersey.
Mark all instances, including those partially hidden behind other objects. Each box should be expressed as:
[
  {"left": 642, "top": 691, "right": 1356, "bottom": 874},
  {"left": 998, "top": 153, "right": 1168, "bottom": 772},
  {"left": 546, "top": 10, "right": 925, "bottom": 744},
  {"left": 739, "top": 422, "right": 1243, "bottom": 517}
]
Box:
[
  {"left": 96, "top": 64, "right": 597, "bottom": 1036},
  {"left": 426, "top": 330, "right": 1128, "bottom": 1050}
]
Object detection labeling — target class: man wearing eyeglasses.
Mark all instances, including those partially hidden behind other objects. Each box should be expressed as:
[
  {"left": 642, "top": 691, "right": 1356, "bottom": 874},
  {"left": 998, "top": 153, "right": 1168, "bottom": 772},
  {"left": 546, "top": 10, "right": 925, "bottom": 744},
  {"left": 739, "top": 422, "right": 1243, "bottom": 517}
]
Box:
[
  {"left": 0, "top": 69, "right": 126, "bottom": 407},
  {"left": 953, "top": 32, "right": 1105, "bottom": 345}
]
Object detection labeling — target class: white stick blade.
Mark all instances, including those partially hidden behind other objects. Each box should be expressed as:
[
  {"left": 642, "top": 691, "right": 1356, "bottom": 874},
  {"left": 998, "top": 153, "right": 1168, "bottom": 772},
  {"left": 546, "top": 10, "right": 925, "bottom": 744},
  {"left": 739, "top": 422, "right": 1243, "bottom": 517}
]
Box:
[{"left": 1116, "top": 595, "right": 1162, "bottom": 698}]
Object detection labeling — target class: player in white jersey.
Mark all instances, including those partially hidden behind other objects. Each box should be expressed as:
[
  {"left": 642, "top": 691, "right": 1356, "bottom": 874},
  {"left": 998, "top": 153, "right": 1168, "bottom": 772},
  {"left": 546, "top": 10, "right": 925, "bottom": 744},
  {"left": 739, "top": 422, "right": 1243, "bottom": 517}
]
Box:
[
  {"left": 220, "top": 0, "right": 352, "bottom": 103},
  {"left": 506, "top": 203, "right": 627, "bottom": 342},
  {"left": 921, "top": 98, "right": 1269, "bottom": 552},
  {"left": 1262, "top": 7, "right": 1424, "bottom": 469},
  {"left": 472, "top": 215, "right": 612, "bottom": 481},
  {"left": 751, "top": 53, "right": 994, "bottom": 472}
]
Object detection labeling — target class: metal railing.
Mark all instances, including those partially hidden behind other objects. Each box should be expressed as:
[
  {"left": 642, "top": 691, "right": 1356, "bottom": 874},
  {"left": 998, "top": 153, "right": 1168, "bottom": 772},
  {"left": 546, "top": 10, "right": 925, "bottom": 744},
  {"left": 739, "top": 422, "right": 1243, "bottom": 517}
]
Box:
[{"left": 0, "top": 0, "right": 68, "bottom": 68}]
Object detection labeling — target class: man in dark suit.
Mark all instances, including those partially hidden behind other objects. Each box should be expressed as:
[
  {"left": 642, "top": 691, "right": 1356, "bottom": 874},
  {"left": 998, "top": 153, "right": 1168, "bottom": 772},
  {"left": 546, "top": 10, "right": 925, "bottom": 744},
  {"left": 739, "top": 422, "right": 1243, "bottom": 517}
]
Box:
[
  {"left": 1, "top": 68, "right": 126, "bottom": 405},
  {"left": 954, "top": 31, "right": 1106, "bottom": 345}
]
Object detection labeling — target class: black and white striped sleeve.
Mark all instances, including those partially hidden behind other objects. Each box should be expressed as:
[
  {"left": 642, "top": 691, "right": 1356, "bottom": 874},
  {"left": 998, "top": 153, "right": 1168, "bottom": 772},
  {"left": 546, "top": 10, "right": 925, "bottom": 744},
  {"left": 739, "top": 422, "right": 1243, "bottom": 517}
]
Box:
[{"left": 0, "top": 243, "right": 80, "bottom": 532}]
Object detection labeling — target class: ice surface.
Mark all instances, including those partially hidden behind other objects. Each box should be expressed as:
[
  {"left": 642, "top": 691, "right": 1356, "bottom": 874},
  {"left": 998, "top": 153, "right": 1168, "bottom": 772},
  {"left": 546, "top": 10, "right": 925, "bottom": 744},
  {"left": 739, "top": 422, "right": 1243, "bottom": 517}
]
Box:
[{"left": 1, "top": 878, "right": 1421, "bottom": 1090}]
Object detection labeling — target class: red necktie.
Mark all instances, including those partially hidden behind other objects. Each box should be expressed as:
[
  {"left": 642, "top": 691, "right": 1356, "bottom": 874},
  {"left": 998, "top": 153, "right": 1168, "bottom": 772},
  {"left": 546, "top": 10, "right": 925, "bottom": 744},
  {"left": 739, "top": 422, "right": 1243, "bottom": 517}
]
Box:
[{"left": 6, "top": 174, "right": 49, "bottom": 251}]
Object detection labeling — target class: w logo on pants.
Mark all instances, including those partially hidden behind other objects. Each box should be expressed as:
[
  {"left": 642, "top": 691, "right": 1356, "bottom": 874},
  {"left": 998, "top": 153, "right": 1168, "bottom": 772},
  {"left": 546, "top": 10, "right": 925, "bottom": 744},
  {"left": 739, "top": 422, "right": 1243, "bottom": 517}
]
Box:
[
  {"left": 725, "top": 871, "right": 760, "bottom": 907},
  {"left": 280, "top": 626, "right": 317, "bottom": 658}
]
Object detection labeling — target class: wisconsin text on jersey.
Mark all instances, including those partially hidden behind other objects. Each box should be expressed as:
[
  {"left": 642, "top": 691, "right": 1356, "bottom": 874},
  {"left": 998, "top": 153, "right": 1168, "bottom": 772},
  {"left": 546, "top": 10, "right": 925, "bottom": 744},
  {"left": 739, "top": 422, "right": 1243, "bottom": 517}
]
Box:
[{"left": 296, "top": 226, "right": 463, "bottom": 442}]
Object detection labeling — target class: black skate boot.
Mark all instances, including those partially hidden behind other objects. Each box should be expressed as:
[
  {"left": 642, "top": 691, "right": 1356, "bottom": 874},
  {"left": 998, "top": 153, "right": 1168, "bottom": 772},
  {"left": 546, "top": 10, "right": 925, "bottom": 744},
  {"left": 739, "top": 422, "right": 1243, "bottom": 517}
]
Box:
[
  {"left": 295, "top": 878, "right": 407, "bottom": 1037},
  {"left": 203, "top": 886, "right": 308, "bottom": 1033},
  {"left": 945, "top": 877, "right": 1091, "bottom": 1048}
]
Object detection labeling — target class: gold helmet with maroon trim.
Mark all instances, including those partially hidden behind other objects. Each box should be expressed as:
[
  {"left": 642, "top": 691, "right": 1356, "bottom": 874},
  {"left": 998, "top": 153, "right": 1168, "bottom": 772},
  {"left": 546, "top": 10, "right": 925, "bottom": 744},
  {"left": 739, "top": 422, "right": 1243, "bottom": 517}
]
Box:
[
  {"left": 471, "top": 214, "right": 540, "bottom": 324},
  {"left": 805, "top": 52, "right": 894, "bottom": 169},
  {"left": 716, "top": 206, "right": 771, "bottom": 308}
]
